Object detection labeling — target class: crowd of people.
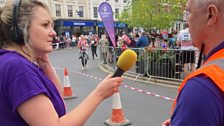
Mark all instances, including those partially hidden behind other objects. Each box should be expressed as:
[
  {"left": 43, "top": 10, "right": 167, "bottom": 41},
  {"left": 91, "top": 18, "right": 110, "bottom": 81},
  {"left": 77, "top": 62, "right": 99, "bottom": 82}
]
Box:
[
  {"left": 52, "top": 27, "right": 198, "bottom": 77},
  {"left": 53, "top": 30, "right": 179, "bottom": 51}
]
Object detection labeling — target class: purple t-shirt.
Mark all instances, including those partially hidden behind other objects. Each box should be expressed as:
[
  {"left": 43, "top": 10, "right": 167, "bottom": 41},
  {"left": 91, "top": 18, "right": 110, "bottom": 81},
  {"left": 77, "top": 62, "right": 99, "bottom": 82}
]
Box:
[
  {"left": 171, "top": 77, "right": 224, "bottom": 126},
  {"left": 171, "top": 42, "right": 224, "bottom": 126},
  {"left": 0, "top": 50, "right": 66, "bottom": 126}
]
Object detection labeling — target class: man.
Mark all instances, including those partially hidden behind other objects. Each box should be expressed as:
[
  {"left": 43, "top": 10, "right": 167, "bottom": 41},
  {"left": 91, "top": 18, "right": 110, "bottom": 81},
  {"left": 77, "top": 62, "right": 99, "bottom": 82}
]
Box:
[
  {"left": 135, "top": 32, "right": 149, "bottom": 75},
  {"left": 98, "top": 34, "right": 109, "bottom": 64},
  {"left": 136, "top": 32, "right": 149, "bottom": 48},
  {"left": 162, "top": 0, "right": 224, "bottom": 126},
  {"left": 176, "top": 22, "right": 197, "bottom": 76}
]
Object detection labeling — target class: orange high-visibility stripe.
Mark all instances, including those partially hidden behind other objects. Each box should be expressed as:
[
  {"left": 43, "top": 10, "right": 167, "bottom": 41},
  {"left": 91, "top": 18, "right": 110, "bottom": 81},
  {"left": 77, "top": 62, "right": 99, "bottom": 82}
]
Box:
[
  {"left": 171, "top": 49, "right": 224, "bottom": 113},
  {"left": 203, "top": 49, "right": 224, "bottom": 64}
]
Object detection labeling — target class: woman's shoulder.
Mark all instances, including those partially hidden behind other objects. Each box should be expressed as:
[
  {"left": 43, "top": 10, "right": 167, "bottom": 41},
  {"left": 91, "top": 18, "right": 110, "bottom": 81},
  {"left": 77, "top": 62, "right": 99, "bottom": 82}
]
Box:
[{"left": 0, "top": 50, "right": 36, "bottom": 74}]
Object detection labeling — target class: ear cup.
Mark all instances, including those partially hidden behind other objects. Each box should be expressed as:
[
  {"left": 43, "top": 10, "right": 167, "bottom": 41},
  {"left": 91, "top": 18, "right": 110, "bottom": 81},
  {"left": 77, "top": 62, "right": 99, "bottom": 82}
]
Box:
[
  {"left": 11, "top": 0, "right": 24, "bottom": 45},
  {"left": 11, "top": 25, "right": 24, "bottom": 44}
]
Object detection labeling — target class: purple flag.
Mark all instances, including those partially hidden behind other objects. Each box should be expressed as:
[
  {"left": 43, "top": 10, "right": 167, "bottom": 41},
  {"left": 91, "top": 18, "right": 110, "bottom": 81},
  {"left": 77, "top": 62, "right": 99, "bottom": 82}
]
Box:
[{"left": 98, "top": 2, "right": 116, "bottom": 47}]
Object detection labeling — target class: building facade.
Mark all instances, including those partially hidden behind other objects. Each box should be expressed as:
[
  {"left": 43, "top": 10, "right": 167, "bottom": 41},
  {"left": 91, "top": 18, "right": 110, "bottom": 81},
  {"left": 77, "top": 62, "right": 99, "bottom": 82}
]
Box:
[
  {"left": 0, "top": 0, "right": 5, "bottom": 6},
  {"left": 0, "top": 0, "right": 131, "bottom": 36},
  {"left": 50, "top": 0, "right": 130, "bottom": 36},
  {"left": 52, "top": 0, "right": 130, "bottom": 36}
]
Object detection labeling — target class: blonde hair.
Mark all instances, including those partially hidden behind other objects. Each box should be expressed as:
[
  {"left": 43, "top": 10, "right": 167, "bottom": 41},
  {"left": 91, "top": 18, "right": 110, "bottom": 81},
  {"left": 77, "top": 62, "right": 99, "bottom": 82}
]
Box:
[{"left": 0, "top": 0, "right": 50, "bottom": 48}]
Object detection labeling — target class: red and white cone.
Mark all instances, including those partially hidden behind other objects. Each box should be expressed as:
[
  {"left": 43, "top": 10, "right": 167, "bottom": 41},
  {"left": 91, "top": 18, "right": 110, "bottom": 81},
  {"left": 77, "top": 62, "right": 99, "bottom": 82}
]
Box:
[
  {"left": 63, "top": 68, "right": 77, "bottom": 100},
  {"left": 104, "top": 92, "right": 131, "bottom": 126}
]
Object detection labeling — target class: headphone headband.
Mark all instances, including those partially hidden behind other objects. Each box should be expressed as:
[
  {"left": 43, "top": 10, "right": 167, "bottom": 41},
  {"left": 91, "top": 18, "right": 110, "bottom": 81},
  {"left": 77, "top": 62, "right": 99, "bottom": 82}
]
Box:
[{"left": 11, "top": 0, "right": 24, "bottom": 44}]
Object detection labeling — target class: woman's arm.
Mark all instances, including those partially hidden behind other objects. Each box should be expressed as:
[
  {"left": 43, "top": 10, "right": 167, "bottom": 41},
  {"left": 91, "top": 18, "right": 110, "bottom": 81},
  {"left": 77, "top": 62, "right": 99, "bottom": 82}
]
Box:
[
  {"left": 43, "top": 64, "right": 63, "bottom": 96},
  {"left": 17, "top": 75, "right": 122, "bottom": 126}
]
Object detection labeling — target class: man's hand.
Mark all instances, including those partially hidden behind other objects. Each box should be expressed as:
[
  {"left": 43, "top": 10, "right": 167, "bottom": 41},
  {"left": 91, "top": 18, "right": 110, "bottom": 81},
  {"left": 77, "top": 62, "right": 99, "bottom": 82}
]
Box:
[{"left": 162, "top": 119, "right": 170, "bottom": 126}]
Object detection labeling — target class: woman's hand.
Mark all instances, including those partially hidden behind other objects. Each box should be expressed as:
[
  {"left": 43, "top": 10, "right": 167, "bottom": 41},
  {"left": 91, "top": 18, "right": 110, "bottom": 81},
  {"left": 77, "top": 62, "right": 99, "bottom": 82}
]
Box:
[
  {"left": 93, "top": 75, "right": 123, "bottom": 100},
  {"left": 37, "top": 54, "right": 51, "bottom": 70},
  {"left": 37, "top": 54, "right": 63, "bottom": 96},
  {"left": 37, "top": 54, "right": 57, "bottom": 80}
]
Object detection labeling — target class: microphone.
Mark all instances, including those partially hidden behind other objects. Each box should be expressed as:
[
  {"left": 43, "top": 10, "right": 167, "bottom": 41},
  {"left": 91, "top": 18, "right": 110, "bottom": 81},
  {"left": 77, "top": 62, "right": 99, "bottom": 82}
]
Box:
[{"left": 112, "top": 49, "right": 137, "bottom": 77}]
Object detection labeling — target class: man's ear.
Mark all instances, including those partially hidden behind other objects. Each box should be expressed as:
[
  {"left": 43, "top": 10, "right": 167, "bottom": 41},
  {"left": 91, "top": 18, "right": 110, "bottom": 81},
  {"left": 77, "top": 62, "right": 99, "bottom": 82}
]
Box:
[
  {"left": 207, "top": 4, "right": 218, "bottom": 26},
  {"left": 208, "top": 14, "right": 212, "bottom": 19}
]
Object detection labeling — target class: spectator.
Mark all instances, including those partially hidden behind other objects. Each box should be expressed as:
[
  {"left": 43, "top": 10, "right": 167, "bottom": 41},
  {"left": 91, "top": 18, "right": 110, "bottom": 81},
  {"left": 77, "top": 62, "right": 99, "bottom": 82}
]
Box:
[
  {"left": 107, "top": 35, "right": 114, "bottom": 63},
  {"left": 98, "top": 34, "right": 108, "bottom": 64},
  {"left": 121, "top": 31, "right": 131, "bottom": 45},
  {"left": 121, "top": 41, "right": 128, "bottom": 51},
  {"left": 71, "top": 34, "right": 77, "bottom": 47},
  {"left": 176, "top": 22, "right": 197, "bottom": 76},
  {"left": 168, "top": 33, "right": 176, "bottom": 49},
  {"left": 136, "top": 32, "right": 149, "bottom": 48}
]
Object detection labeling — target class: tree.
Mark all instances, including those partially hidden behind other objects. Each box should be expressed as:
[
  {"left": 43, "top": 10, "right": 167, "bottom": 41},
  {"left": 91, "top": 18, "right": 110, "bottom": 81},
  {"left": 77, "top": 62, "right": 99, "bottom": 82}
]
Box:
[{"left": 119, "top": 0, "right": 187, "bottom": 32}]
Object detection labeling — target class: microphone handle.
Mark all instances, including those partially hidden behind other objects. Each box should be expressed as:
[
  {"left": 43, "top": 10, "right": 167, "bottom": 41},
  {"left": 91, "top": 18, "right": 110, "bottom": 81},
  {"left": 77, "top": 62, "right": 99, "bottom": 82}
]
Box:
[{"left": 112, "top": 67, "right": 125, "bottom": 77}]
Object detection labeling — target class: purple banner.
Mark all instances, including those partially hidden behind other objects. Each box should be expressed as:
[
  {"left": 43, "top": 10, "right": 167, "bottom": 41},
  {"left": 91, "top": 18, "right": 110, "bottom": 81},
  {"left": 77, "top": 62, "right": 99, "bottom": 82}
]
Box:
[{"left": 98, "top": 2, "right": 116, "bottom": 47}]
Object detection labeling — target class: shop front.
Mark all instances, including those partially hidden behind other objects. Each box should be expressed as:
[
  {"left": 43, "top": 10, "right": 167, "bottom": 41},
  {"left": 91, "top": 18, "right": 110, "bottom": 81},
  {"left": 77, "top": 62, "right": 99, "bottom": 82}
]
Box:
[
  {"left": 97, "top": 21, "right": 128, "bottom": 38},
  {"left": 54, "top": 19, "right": 97, "bottom": 37}
]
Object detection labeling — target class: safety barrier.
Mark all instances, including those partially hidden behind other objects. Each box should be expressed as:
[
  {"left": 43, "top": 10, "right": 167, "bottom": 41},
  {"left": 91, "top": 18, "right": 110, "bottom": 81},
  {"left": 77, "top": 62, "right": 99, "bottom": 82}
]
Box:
[{"left": 98, "top": 46, "right": 199, "bottom": 83}]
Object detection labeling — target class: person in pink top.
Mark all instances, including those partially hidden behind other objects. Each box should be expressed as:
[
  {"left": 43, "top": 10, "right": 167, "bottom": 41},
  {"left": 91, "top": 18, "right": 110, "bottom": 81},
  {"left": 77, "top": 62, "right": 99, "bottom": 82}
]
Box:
[{"left": 78, "top": 35, "right": 89, "bottom": 69}]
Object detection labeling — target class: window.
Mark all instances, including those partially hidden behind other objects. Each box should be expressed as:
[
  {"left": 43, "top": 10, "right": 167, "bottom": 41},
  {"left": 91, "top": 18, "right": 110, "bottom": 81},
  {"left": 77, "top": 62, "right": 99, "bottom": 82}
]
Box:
[
  {"left": 123, "top": 0, "right": 127, "bottom": 3},
  {"left": 115, "top": 8, "right": 119, "bottom": 19},
  {"left": 68, "top": 5, "right": 73, "bottom": 17},
  {"left": 0, "top": 0, "right": 5, "bottom": 4},
  {"left": 115, "top": 0, "right": 118, "bottom": 2},
  {"left": 93, "top": 7, "right": 98, "bottom": 18},
  {"left": 78, "top": 6, "right": 84, "bottom": 17},
  {"left": 124, "top": 6, "right": 128, "bottom": 11},
  {"left": 55, "top": 4, "right": 61, "bottom": 17}
]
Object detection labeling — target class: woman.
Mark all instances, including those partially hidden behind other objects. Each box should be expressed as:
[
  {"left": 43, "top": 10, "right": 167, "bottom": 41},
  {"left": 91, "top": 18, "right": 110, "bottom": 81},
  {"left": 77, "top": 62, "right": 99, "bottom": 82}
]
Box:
[
  {"left": 90, "top": 36, "right": 98, "bottom": 59},
  {"left": 0, "top": 1, "right": 122, "bottom": 126},
  {"left": 78, "top": 35, "right": 89, "bottom": 70}
]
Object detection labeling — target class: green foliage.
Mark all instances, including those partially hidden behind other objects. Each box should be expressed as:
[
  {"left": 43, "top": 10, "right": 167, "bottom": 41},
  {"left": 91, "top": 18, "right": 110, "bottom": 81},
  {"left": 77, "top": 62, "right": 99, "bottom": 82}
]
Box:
[
  {"left": 118, "top": 0, "right": 187, "bottom": 32},
  {"left": 147, "top": 48, "right": 176, "bottom": 64}
]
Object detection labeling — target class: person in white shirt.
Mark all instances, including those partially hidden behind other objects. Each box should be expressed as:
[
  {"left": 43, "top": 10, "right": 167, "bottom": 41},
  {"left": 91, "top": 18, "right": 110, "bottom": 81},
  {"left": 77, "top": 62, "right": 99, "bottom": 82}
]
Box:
[{"left": 176, "top": 22, "right": 197, "bottom": 76}]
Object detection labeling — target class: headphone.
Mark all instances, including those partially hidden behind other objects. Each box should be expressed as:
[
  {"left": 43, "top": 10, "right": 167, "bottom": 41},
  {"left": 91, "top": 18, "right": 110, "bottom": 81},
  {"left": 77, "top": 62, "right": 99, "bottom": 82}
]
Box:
[{"left": 11, "top": 0, "right": 24, "bottom": 44}]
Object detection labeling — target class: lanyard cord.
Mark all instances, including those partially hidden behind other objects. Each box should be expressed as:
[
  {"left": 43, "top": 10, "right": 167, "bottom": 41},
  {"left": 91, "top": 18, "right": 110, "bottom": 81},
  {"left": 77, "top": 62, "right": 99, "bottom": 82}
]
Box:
[{"left": 196, "top": 43, "right": 205, "bottom": 69}]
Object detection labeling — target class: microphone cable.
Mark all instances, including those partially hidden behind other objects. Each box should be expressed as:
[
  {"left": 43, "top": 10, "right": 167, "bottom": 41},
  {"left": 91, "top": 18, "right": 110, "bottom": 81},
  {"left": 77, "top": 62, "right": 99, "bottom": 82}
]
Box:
[{"left": 196, "top": 43, "right": 205, "bottom": 69}]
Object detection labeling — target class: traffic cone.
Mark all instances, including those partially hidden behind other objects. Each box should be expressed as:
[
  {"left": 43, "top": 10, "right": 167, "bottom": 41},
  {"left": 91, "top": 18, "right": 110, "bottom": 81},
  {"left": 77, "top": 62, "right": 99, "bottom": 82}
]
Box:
[
  {"left": 63, "top": 68, "right": 77, "bottom": 100},
  {"left": 104, "top": 92, "right": 132, "bottom": 126}
]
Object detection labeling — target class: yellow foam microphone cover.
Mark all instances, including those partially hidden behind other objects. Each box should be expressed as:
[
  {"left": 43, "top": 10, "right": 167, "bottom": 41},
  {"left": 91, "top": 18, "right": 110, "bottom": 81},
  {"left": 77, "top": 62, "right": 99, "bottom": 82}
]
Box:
[{"left": 117, "top": 49, "right": 137, "bottom": 71}]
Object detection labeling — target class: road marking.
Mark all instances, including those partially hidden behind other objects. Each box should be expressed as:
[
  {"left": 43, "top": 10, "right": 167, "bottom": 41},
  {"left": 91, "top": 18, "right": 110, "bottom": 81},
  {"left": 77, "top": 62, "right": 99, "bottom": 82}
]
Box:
[{"left": 55, "top": 67, "right": 175, "bottom": 101}]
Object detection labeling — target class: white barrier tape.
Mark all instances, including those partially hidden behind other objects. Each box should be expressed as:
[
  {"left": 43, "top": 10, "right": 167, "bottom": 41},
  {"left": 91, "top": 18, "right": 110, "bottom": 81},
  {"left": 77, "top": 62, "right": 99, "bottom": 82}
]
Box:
[{"left": 55, "top": 67, "right": 175, "bottom": 101}]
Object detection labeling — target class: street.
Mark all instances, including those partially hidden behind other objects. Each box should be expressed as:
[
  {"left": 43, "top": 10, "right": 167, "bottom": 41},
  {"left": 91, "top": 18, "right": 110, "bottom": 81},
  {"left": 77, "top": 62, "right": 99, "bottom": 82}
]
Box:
[{"left": 49, "top": 47, "right": 178, "bottom": 126}]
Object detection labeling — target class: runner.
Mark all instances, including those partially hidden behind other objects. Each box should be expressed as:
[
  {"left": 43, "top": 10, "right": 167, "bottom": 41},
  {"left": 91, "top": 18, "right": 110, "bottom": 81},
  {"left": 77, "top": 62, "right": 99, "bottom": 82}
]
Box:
[{"left": 78, "top": 35, "right": 89, "bottom": 70}]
